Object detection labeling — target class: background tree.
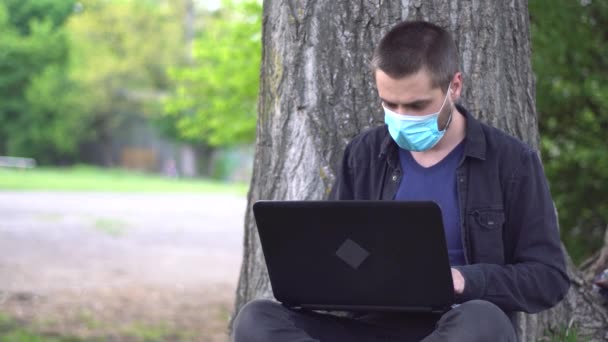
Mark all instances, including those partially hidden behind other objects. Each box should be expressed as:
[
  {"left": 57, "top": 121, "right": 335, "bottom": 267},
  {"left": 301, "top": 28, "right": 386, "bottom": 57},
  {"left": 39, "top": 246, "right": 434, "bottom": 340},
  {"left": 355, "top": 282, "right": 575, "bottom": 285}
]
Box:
[
  {"left": 530, "top": 0, "right": 608, "bottom": 264},
  {"left": 66, "top": 0, "right": 184, "bottom": 165},
  {"left": 0, "top": 0, "right": 191, "bottom": 166},
  {"left": 163, "top": 0, "right": 262, "bottom": 147},
  {"left": 234, "top": 0, "right": 608, "bottom": 340},
  {"left": 0, "top": 0, "right": 89, "bottom": 164}
]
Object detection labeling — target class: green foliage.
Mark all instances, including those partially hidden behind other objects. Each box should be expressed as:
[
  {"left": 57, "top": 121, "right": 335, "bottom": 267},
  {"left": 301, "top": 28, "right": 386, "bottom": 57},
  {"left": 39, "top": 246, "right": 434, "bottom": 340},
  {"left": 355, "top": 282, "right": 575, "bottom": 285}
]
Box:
[
  {"left": 1, "top": 0, "right": 75, "bottom": 34},
  {"left": 18, "top": 65, "right": 90, "bottom": 159},
  {"left": 0, "top": 0, "right": 89, "bottom": 163},
  {"left": 530, "top": 0, "right": 608, "bottom": 263},
  {"left": 66, "top": 0, "right": 184, "bottom": 146},
  {"left": 164, "top": 0, "right": 262, "bottom": 146}
]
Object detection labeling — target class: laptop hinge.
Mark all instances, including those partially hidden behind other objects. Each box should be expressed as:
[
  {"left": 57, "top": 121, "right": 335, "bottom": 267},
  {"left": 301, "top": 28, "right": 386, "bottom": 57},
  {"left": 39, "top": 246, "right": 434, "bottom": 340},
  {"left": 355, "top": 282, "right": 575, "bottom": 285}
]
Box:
[{"left": 298, "top": 304, "right": 438, "bottom": 313}]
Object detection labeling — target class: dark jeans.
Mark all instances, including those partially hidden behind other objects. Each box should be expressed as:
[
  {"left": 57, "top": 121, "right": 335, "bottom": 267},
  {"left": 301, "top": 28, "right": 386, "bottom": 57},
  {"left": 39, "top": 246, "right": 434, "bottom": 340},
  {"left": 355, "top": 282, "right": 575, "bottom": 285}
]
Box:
[{"left": 232, "top": 299, "right": 517, "bottom": 342}]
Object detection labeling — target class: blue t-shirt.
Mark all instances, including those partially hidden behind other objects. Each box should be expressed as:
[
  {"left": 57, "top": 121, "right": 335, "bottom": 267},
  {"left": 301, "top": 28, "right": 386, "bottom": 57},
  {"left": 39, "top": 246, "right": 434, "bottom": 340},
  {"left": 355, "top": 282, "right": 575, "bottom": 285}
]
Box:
[{"left": 394, "top": 142, "right": 466, "bottom": 266}]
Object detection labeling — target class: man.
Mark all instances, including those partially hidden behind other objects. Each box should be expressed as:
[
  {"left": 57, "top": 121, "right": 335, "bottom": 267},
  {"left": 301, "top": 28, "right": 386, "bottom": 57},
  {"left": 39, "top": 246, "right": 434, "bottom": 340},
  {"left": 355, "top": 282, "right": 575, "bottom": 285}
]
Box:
[{"left": 232, "top": 20, "right": 570, "bottom": 341}]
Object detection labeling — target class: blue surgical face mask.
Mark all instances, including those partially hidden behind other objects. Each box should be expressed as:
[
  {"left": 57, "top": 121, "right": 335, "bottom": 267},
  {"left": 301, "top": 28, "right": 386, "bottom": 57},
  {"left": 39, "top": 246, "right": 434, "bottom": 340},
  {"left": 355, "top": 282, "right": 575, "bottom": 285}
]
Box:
[{"left": 383, "top": 86, "right": 452, "bottom": 152}]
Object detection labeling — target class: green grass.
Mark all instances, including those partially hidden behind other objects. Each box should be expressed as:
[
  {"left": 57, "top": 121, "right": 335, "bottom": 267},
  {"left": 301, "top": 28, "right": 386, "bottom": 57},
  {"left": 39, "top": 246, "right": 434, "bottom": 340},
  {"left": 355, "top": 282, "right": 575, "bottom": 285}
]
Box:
[
  {"left": 0, "top": 313, "right": 85, "bottom": 342},
  {"left": 546, "top": 325, "right": 586, "bottom": 342},
  {"left": 123, "top": 322, "right": 187, "bottom": 341},
  {"left": 0, "top": 165, "right": 248, "bottom": 194},
  {"left": 93, "top": 218, "right": 129, "bottom": 237},
  {"left": 0, "top": 313, "right": 193, "bottom": 342},
  {"left": 75, "top": 310, "right": 103, "bottom": 331}
]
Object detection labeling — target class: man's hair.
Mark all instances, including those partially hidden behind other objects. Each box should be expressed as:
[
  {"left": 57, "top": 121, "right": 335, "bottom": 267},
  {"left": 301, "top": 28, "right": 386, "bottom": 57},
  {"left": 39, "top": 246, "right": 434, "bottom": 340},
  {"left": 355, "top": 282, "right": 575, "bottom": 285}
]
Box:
[{"left": 371, "top": 21, "right": 459, "bottom": 89}]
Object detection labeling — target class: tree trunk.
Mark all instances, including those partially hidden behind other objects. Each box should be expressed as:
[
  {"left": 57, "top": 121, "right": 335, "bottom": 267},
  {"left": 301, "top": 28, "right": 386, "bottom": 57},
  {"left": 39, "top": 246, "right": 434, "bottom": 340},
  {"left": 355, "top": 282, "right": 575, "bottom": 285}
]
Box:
[
  {"left": 183, "top": 0, "right": 195, "bottom": 65},
  {"left": 233, "top": 0, "right": 608, "bottom": 340}
]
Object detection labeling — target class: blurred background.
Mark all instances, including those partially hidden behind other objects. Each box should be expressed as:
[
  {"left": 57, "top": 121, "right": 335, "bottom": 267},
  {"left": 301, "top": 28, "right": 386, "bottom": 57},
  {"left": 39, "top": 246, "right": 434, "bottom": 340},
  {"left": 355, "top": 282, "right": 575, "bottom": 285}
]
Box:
[
  {"left": 0, "top": 0, "right": 259, "bottom": 341},
  {"left": 0, "top": 0, "right": 605, "bottom": 341}
]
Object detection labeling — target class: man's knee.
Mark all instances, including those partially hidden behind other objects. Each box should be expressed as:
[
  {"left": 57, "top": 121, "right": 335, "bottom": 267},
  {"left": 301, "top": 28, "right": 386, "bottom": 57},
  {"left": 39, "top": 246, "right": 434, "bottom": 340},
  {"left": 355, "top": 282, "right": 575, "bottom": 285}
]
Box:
[
  {"left": 232, "top": 299, "right": 287, "bottom": 342},
  {"left": 453, "top": 300, "right": 516, "bottom": 340},
  {"left": 458, "top": 300, "right": 507, "bottom": 321}
]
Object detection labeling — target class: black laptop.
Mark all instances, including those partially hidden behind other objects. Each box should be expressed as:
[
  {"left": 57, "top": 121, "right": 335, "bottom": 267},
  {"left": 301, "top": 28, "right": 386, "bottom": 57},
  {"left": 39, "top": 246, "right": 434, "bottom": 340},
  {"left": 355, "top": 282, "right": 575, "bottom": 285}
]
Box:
[{"left": 252, "top": 200, "right": 454, "bottom": 314}]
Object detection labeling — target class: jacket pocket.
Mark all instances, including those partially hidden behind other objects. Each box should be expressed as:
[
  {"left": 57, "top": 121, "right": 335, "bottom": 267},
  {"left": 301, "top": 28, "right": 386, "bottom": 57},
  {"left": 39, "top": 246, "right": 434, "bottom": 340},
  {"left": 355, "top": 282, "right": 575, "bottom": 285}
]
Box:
[{"left": 468, "top": 207, "right": 505, "bottom": 264}]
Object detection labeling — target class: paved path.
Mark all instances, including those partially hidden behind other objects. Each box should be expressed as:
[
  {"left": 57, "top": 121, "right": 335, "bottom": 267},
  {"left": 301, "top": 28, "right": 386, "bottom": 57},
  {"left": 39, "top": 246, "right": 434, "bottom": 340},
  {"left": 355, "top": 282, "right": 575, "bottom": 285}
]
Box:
[{"left": 0, "top": 192, "right": 246, "bottom": 340}]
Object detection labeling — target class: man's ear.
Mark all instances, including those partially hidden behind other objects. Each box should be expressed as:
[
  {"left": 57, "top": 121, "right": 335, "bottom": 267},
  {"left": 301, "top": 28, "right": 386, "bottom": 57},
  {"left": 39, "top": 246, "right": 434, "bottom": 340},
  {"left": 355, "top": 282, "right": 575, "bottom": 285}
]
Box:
[{"left": 450, "top": 72, "right": 464, "bottom": 101}]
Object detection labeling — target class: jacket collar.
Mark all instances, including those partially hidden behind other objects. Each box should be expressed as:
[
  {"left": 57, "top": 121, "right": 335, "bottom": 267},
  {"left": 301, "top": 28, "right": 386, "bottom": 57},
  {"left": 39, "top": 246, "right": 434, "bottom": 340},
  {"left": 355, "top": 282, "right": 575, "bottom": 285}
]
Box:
[
  {"left": 379, "top": 104, "right": 487, "bottom": 166},
  {"left": 458, "top": 104, "right": 487, "bottom": 161}
]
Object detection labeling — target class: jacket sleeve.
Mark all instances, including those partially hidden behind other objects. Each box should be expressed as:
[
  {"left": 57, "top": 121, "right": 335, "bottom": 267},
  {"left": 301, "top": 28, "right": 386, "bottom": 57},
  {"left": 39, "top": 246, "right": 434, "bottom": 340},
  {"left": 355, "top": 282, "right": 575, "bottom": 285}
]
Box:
[
  {"left": 328, "top": 141, "right": 355, "bottom": 200},
  {"left": 454, "top": 149, "right": 570, "bottom": 313}
]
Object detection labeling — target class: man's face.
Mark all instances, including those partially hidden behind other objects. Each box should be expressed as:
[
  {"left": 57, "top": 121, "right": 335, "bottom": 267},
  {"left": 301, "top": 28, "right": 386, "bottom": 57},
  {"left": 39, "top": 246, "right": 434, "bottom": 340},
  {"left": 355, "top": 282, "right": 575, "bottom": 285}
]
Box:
[{"left": 375, "top": 69, "right": 454, "bottom": 129}]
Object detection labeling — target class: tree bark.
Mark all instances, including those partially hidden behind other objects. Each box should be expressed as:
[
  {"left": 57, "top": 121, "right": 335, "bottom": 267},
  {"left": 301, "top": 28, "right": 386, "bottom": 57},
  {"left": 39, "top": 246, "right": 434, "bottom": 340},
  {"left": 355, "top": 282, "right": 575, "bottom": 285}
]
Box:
[{"left": 233, "top": 0, "right": 608, "bottom": 340}]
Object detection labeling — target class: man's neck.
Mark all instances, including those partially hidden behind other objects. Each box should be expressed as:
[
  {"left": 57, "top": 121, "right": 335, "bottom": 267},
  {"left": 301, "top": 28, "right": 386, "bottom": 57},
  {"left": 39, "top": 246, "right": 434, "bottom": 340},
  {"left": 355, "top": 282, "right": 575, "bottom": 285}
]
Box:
[{"left": 410, "top": 106, "right": 466, "bottom": 166}]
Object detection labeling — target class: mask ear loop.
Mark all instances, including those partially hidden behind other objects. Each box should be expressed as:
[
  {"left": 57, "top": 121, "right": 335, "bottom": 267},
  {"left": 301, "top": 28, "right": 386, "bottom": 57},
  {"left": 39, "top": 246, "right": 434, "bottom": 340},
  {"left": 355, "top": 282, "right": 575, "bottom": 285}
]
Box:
[{"left": 440, "top": 84, "right": 454, "bottom": 132}]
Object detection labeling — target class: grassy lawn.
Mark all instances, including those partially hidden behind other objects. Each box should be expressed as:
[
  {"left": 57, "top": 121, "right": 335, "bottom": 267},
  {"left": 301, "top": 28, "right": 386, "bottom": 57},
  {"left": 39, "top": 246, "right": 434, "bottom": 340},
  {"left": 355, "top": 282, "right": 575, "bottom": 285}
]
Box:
[
  {"left": 0, "top": 313, "right": 192, "bottom": 342},
  {"left": 0, "top": 165, "right": 248, "bottom": 195},
  {"left": 0, "top": 314, "right": 84, "bottom": 342}
]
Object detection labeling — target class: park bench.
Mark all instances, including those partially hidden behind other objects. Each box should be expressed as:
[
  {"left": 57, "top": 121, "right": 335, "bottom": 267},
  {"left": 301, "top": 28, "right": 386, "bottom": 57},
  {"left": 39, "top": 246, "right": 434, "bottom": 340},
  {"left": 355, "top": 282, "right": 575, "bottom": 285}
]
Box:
[{"left": 0, "top": 156, "right": 36, "bottom": 169}]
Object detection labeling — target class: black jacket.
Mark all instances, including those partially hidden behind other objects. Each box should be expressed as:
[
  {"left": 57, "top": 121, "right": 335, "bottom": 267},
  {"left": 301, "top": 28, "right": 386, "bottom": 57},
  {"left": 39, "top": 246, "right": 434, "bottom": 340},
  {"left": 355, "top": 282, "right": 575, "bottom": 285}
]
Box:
[{"left": 329, "top": 105, "right": 570, "bottom": 315}]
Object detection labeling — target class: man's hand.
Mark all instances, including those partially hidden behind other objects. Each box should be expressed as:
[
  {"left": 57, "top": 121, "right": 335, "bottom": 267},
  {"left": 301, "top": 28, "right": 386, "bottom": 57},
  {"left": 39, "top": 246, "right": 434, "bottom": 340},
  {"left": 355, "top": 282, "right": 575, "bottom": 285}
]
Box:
[{"left": 451, "top": 268, "right": 465, "bottom": 295}]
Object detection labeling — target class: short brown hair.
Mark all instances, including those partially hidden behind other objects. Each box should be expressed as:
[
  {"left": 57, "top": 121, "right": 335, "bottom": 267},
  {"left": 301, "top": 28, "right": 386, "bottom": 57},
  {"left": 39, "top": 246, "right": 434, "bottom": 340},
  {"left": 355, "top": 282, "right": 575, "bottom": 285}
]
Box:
[{"left": 371, "top": 21, "right": 459, "bottom": 89}]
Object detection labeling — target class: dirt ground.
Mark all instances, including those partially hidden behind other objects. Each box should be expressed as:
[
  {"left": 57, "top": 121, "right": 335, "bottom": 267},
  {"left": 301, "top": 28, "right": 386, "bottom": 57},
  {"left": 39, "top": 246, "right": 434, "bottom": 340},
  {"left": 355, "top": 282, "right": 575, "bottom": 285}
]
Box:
[{"left": 0, "top": 192, "right": 246, "bottom": 341}]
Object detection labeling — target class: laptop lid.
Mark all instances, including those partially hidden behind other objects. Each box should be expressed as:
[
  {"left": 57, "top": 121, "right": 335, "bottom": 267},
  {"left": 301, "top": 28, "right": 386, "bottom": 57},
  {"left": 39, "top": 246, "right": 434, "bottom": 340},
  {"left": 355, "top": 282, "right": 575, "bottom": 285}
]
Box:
[{"left": 253, "top": 200, "right": 454, "bottom": 314}]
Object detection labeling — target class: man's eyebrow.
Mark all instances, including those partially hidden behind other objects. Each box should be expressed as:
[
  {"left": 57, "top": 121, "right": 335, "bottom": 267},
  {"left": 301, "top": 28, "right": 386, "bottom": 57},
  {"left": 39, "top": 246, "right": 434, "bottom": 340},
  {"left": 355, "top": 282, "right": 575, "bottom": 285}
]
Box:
[{"left": 379, "top": 97, "right": 433, "bottom": 107}]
